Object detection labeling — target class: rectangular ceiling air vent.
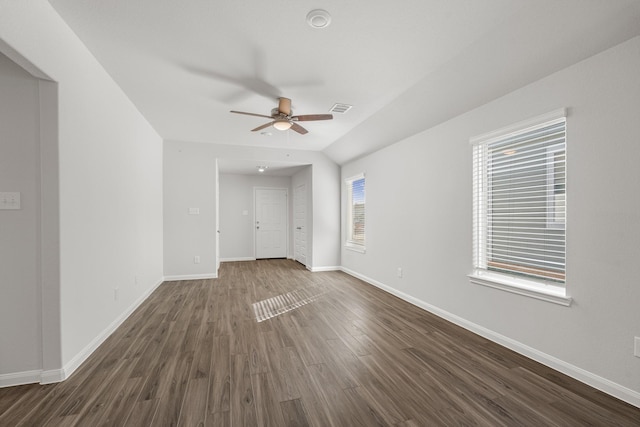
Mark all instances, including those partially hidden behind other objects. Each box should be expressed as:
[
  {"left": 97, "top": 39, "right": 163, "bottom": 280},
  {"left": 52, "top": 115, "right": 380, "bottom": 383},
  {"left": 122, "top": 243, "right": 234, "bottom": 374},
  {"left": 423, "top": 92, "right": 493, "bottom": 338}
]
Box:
[{"left": 329, "top": 103, "right": 353, "bottom": 114}]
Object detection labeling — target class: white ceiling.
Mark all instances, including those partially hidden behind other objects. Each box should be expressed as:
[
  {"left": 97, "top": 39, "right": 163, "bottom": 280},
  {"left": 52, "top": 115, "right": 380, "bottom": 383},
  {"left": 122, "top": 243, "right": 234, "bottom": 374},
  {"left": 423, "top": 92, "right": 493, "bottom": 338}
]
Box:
[
  {"left": 217, "top": 158, "right": 308, "bottom": 177},
  {"left": 48, "top": 0, "right": 640, "bottom": 165}
]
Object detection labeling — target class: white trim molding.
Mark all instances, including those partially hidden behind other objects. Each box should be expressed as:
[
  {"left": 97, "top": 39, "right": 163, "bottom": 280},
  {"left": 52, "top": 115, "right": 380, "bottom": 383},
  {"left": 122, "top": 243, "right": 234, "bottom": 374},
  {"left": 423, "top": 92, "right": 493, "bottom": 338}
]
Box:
[
  {"left": 470, "top": 108, "right": 567, "bottom": 146},
  {"left": 344, "top": 243, "right": 366, "bottom": 254},
  {"left": 0, "top": 370, "right": 42, "bottom": 388},
  {"left": 340, "top": 267, "right": 640, "bottom": 409},
  {"left": 307, "top": 265, "right": 341, "bottom": 272},
  {"left": 163, "top": 273, "right": 217, "bottom": 281},
  {"left": 468, "top": 271, "right": 572, "bottom": 306},
  {"left": 220, "top": 257, "right": 256, "bottom": 263},
  {"left": 40, "top": 368, "right": 65, "bottom": 385}
]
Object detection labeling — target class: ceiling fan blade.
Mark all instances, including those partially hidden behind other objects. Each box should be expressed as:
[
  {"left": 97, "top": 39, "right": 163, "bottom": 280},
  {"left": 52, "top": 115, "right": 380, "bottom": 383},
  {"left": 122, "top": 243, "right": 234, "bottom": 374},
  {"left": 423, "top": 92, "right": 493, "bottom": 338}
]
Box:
[
  {"left": 230, "top": 110, "right": 273, "bottom": 119},
  {"left": 251, "top": 122, "right": 275, "bottom": 132},
  {"left": 184, "top": 65, "right": 281, "bottom": 101},
  {"left": 278, "top": 97, "right": 292, "bottom": 116},
  {"left": 292, "top": 114, "right": 333, "bottom": 122},
  {"left": 290, "top": 123, "right": 308, "bottom": 135}
]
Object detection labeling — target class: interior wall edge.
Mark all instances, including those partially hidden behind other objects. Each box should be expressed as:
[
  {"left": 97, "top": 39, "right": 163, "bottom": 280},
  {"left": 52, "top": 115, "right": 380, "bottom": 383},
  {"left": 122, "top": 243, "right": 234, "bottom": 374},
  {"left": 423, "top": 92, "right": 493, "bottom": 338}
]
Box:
[
  {"left": 36, "top": 276, "right": 164, "bottom": 386},
  {"left": 0, "top": 38, "right": 52, "bottom": 81}
]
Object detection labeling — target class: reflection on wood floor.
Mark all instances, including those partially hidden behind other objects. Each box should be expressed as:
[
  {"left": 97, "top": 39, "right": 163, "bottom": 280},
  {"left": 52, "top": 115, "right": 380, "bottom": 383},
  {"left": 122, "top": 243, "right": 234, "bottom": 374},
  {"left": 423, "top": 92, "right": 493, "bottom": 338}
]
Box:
[
  {"left": 1, "top": 259, "right": 638, "bottom": 426},
  {"left": 252, "top": 284, "right": 326, "bottom": 323}
]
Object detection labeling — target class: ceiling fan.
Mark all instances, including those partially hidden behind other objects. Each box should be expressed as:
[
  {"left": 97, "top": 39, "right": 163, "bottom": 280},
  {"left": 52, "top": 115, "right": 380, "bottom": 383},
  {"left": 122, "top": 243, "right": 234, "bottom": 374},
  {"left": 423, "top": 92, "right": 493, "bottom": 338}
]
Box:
[{"left": 230, "top": 97, "right": 333, "bottom": 135}]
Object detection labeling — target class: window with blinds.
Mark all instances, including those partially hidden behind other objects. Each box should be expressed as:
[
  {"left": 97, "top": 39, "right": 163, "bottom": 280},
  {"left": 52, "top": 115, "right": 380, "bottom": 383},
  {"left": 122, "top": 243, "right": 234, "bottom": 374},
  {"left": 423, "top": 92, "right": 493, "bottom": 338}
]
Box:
[
  {"left": 346, "top": 173, "right": 365, "bottom": 250},
  {"left": 472, "top": 112, "right": 566, "bottom": 284}
]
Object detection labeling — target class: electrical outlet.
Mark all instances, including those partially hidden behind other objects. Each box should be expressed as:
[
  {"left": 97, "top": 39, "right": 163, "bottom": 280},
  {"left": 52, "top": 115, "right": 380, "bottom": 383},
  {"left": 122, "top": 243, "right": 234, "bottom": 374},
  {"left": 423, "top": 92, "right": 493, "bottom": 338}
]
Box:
[
  {"left": 194, "top": 256, "right": 201, "bottom": 264},
  {"left": 397, "top": 267, "right": 403, "bottom": 278},
  {"left": 0, "top": 192, "right": 20, "bottom": 210},
  {"left": 635, "top": 337, "right": 640, "bottom": 358}
]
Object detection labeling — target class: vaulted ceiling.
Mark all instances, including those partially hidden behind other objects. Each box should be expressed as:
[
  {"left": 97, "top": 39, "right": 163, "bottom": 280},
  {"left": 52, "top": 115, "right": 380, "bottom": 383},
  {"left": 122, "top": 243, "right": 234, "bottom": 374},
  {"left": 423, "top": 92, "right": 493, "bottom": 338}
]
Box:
[{"left": 49, "top": 0, "right": 640, "bottom": 165}]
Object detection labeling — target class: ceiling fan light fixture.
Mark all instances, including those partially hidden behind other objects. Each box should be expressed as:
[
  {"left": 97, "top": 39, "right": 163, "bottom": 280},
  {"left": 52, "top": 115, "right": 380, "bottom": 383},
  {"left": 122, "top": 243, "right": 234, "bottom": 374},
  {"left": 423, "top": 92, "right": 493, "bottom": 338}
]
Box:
[
  {"left": 306, "top": 9, "right": 332, "bottom": 29},
  {"left": 273, "top": 119, "right": 292, "bottom": 131},
  {"left": 231, "top": 96, "right": 332, "bottom": 135}
]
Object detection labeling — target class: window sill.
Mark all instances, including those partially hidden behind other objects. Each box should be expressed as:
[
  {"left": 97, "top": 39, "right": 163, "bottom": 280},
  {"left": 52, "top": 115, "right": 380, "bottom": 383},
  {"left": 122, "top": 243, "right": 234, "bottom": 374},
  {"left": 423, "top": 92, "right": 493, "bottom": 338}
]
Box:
[
  {"left": 468, "top": 270, "right": 572, "bottom": 306},
  {"left": 345, "top": 243, "right": 366, "bottom": 254}
]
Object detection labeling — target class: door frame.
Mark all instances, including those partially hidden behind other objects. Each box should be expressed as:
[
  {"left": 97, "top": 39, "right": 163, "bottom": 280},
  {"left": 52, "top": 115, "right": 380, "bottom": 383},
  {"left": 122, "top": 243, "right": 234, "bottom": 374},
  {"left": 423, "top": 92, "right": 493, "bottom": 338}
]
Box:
[
  {"left": 215, "top": 159, "right": 220, "bottom": 273},
  {"left": 253, "top": 187, "right": 289, "bottom": 259},
  {"left": 293, "top": 183, "right": 307, "bottom": 266}
]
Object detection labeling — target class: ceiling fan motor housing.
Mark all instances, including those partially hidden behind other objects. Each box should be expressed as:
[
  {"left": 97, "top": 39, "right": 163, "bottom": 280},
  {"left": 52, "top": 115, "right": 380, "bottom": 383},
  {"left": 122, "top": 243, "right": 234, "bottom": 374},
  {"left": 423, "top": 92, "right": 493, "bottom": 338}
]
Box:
[{"left": 271, "top": 107, "right": 287, "bottom": 117}]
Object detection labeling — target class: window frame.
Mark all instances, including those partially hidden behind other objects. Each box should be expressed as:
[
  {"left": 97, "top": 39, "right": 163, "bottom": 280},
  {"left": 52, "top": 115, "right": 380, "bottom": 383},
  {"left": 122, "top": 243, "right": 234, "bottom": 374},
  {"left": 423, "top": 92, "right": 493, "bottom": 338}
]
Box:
[
  {"left": 469, "top": 109, "right": 572, "bottom": 306},
  {"left": 546, "top": 144, "right": 566, "bottom": 229},
  {"left": 345, "top": 173, "right": 366, "bottom": 253}
]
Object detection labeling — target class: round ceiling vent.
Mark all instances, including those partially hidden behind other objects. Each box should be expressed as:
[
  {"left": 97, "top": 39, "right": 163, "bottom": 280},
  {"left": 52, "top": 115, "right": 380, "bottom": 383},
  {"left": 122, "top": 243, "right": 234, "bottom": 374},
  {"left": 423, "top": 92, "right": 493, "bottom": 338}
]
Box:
[{"left": 306, "top": 9, "right": 332, "bottom": 29}]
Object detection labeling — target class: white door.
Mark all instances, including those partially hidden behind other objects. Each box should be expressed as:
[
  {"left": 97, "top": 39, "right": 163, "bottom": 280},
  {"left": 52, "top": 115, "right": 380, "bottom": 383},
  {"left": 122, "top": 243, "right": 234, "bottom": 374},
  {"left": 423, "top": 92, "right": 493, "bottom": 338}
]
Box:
[
  {"left": 294, "top": 184, "right": 307, "bottom": 266},
  {"left": 255, "top": 188, "right": 287, "bottom": 259}
]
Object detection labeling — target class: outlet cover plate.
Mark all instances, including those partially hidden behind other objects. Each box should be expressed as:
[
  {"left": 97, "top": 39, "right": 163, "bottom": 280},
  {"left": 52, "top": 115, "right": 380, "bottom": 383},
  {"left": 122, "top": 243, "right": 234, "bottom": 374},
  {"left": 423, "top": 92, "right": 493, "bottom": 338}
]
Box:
[{"left": 0, "top": 192, "right": 20, "bottom": 210}]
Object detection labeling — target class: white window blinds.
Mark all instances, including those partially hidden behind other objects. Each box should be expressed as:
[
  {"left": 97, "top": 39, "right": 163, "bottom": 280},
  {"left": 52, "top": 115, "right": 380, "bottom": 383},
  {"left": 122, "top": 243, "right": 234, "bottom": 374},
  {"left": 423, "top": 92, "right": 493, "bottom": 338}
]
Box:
[
  {"left": 346, "top": 174, "right": 365, "bottom": 247},
  {"left": 473, "top": 112, "right": 566, "bottom": 283}
]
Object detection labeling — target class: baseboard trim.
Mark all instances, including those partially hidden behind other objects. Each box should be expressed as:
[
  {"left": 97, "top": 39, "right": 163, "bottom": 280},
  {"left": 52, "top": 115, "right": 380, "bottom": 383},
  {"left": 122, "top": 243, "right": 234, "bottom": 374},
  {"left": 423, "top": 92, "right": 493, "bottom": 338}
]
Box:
[
  {"left": 307, "top": 265, "right": 341, "bottom": 272},
  {"left": 40, "top": 369, "right": 65, "bottom": 385},
  {"left": 163, "top": 273, "right": 218, "bottom": 281},
  {"left": 0, "top": 370, "right": 42, "bottom": 388},
  {"left": 220, "top": 257, "right": 256, "bottom": 263},
  {"left": 339, "top": 267, "right": 640, "bottom": 409},
  {"left": 46, "top": 277, "right": 165, "bottom": 385}
]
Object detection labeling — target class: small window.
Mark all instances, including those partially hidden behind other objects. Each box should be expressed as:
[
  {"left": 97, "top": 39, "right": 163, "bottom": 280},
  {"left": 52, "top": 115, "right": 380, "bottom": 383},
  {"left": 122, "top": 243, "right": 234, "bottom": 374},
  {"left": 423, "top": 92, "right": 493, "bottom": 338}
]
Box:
[
  {"left": 470, "top": 109, "right": 570, "bottom": 305},
  {"left": 345, "top": 173, "right": 365, "bottom": 251}
]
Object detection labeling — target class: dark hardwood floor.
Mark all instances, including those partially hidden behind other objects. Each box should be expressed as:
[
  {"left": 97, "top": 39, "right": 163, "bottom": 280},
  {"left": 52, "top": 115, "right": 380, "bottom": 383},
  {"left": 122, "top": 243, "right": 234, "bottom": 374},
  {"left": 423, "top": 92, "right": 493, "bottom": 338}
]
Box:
[{"left": 1, "top": 259, "right": 638, "bottom": 426}]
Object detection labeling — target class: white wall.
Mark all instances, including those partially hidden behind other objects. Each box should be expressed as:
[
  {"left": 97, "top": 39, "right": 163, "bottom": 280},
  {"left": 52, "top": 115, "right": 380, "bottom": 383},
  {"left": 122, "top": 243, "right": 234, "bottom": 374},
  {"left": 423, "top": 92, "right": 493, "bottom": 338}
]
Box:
[
  {"left": 0, "top": 1, "right": 164, "bottom": 384},
  {"left": 219, "top": 174, "right": 292, "bottom": 261},
  {"left": 292, "top": 166, "right": 313, "bottom": 267},
  {"left": 163, "top": 143, "right": 217, "bottom": 279},
  {"left": 310, "top": 157, "right": 341, "bottom": 270},
  {"left": 341, "top": 36, "right": 640, "bottom": 405},
  {"left": 164, "top": 140, "right": 340, "bottom": 274},
  {"left": 0, "top": 52, "right": 41, "bottom": 378}
]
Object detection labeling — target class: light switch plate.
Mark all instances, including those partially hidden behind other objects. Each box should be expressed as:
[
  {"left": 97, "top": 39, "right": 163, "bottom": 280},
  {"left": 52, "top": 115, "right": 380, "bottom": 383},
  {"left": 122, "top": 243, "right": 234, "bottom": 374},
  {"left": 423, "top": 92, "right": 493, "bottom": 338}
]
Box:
[
  {"left": 0, "top": 192, "right": 20, "bottom": 210},
  {"left": 188, "top": 207, "right": 200, "bottom": 215}
]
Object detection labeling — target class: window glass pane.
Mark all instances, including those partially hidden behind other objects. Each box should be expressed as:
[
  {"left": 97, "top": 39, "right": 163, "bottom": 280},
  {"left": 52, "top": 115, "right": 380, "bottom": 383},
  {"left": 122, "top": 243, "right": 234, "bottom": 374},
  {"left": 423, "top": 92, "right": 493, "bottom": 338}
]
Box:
[
  {"left": 474, "top": 118, "right": 566, "bottom": 283},
  {"left": 346, "top": 175, "right": 365, "bottom": 247},
  {"left": 351, "top": 177, "right": 365, "bottom": 243}
]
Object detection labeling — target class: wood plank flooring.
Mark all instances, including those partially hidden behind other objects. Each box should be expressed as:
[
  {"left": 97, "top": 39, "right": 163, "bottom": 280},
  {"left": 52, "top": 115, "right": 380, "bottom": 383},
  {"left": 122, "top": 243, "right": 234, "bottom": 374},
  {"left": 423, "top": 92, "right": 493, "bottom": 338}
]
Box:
[{"left": 1, "top": 259, "right": 639, "bottom": 426}]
